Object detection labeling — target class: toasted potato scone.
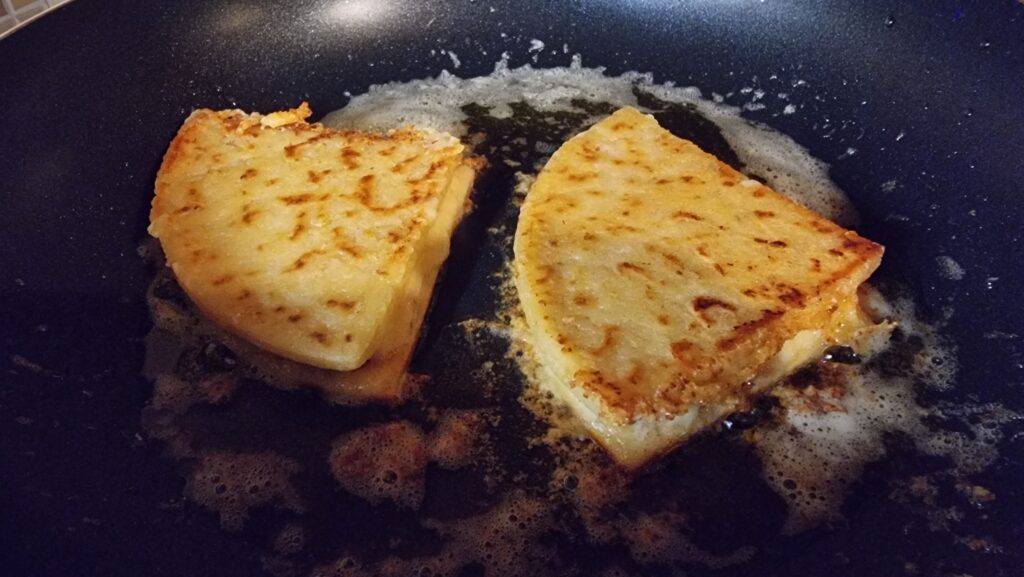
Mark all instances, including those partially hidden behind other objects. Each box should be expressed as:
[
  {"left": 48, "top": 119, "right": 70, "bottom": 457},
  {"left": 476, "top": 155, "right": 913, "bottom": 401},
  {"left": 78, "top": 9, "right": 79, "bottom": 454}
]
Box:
[
  {"left": 514, "top": 107, "right": 887, "bottom": 468},
  {"left": 150, "top": 104, "right": 479, "bottom": 402}
]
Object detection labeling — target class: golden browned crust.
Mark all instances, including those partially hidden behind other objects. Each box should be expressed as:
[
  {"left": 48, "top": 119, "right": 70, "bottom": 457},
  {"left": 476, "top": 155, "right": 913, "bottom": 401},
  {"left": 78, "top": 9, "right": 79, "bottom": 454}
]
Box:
[
  {"left": 149, "top": 104, "right": 480, "bottom": 402},
  {"left": 515, "top": 107, "right": 883, "bottom": 422}
]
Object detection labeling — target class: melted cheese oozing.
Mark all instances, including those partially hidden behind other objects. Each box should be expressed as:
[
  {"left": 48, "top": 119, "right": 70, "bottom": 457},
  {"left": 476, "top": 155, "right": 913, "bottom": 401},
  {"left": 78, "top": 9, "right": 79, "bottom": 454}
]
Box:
[{"left": 514, "top": 107, "right": 887, "bottom": 468}]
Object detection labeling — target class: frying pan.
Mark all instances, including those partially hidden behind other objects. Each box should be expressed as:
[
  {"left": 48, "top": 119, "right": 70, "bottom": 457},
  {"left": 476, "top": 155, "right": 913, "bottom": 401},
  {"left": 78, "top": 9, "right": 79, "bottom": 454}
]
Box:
[{"left": 2, "top": 1, "right": 1023, "bottom": 576}]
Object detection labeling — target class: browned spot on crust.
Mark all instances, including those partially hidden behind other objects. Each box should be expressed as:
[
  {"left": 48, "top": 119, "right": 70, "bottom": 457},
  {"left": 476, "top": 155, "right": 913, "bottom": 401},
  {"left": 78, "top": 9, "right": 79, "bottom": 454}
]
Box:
[
  {"left": 754, "top": 210, "right": 775, "bottom": 218},
  {"left": 290, "top": 222, "right": 306, "bottom": 241},
  {"left": 811, "top": 220, "right": 836, "bottom": 233},
  {"left": 330, "top": 227, "right": 363, "bottom": 258},
  {"left": 696, "top": 246, "right": 709, "bottom": 257},
  {"left": 829, "top": 248, "right": 845, "bottom": 257},
  {"left": 573, "top": 294, "right": 592, "bottom": 306},
  {"left": 354, "top": 174, "right": 405, "bottom": 213},
  {"left": 310, "top": 331, "right": 330, "bottom": 345},
  {"left": 672, "top": 210, "right": 704, "bottom": 221},
  {"left": 307, "top": 169, "right": 331, "bottom": 183},
  {"left": 775, "top": 283, "right": 806, "bottom": 307},
  {"left": 616, "top": 262, "right": 647, "bottom": 275},
  {"left": 279, "top": 193, "right": 314, "bottom": 205},
  {"left": 693, "top": 296, "right": 736, "bottom": 311},
  {"left": 326, "top": 299, "right": 357, "bottom": 311},
  {"left": 391, "top": 155, "right": 419, "bottom": 174},
  {"left": 340, "top": 147, "right": 361, "bottom": 169},
  {"left": 670, "top": 340, "right": 695, "bottom": 361},
  {"left": 591, "top": 326, "right": 620, "bottom": 356},
  {"left": 840, "top": 235, "right": 881, "bottom": 257},
  {"left": 578, "top": 143, "right": 600, "bottom": 162},
  {"left": 754, "top": 237, "right": 788, "bottom": 248},
  {"left": 212, "top": 274, "right": 234, "bottom": 286},
  {"left": 658, "top": 251, "right": 684, "bottom": 272},
  {"left": 608, "top": 223, "right": 642, "bottom": 235},
  {"left": 409, "top": 160, "right": 446, "bottom": 184},
  {"left": 284, "top": 133, "right": 333, "bottom": 158},
  {"left": 287, "top": 313, "right": 305, "bottom": 323},
  {"left": 242, "top": 207, "right": 261, "bottom": 224},
  {"left": 240, "top": 168, "right": 258, "bottom": 179},
  {"left": 692, "top": 296, "right": 737, "bottom": 324},
  {"left": 534, "top": 265, "right": 555, "bottom": 284},
  {"left": 285, "top": 249, "right": 325, "bottom": 272},
  {"left": 344, "top": 334, "right": 353, "bottom": 343},
  {"left": 752, "top": 188, "right": 766, "bottom": 198},
  {"left": 657, "top": 314, "right": 671, "bottom": 326},
  {"left": 716, "top": 309, "right": 784, "bottom": 351},
  {"left": 810, "top": 258, "right": 822, "bottom": 272},
  {"left": 567, "top": 172, "right": 596, "bottom": 182}
]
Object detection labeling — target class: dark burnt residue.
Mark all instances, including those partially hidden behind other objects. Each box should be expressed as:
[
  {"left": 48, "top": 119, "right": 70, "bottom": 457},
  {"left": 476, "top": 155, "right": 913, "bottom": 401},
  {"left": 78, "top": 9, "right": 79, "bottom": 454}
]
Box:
[
  {"left": 866, "top": 328, "right": 925, "bottom": 378},
  {"left": 720, "top": 395, "right": 781, "bottom": 433},
  {"left": 823, "top": 345, "right": 863, "bottom": 365}
]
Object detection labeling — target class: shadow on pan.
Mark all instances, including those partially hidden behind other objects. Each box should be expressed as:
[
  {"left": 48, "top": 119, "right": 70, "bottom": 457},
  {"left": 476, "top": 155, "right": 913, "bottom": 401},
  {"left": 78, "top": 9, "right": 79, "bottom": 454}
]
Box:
[{"left": 1, "top": 1, "right": 1023, "bottom": 576}]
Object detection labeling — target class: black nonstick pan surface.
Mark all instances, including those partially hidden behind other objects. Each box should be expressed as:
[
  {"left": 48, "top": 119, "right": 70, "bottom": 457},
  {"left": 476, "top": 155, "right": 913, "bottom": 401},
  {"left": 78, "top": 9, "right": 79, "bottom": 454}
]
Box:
[{"left": 2, "top": 1, "right": 1023, "bottom": 576}]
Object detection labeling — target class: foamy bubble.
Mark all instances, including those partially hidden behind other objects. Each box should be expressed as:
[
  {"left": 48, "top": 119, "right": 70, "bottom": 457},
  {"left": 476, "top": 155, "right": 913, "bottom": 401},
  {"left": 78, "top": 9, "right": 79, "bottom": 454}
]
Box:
[
  {"left": 185, "top": 450, "right": 303, "bottom": 531},
  {"left": 328, "top": 421, "right": 427, "bottom": 509},
  {"left": 427, "top": 410, "right": 486, "bottom": 469},
  {"left": 619, "top": 511, "right": 757, "bottom": 569},
  {"left": 752, "top": 293, "right": 1015, "bottom": 532},
  {"left": 272, "top": 523, "right": 306, "bottom": 556},
  {"left": 314, "top": 492, "right": 556, "bottom": 577}
]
